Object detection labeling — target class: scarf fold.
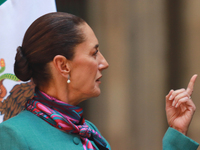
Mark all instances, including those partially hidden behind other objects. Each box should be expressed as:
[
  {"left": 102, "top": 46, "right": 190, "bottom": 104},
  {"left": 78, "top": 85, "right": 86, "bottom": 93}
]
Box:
[{"left": 25, "top": 88, "right": 109, "bottom": 150}]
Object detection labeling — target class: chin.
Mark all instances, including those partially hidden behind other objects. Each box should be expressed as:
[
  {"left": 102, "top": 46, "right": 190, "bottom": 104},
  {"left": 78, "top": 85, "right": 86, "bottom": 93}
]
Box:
[
  {"left": 92, "top": 89, "right": 101, "bottom": 97},
  {"left": 93, "top": 91, "right": 101, "bottom": 97},
  {"left": 95, "top": 92, "right": 101, "bottom": 97},
  {"left": 85, "top": 87, "right": 101, "bottom": 98}
]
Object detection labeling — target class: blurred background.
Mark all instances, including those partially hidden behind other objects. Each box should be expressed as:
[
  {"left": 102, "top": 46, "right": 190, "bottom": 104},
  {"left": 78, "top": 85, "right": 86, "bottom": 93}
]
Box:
[{"left": 55, "top": 0, "right": 200, "bottom": 149}]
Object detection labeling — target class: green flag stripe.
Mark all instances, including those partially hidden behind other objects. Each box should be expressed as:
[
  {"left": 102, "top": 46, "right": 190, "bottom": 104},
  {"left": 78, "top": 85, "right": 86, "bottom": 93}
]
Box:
[{"left": 0, "top": 0, "right": 6, "bottom": 6}]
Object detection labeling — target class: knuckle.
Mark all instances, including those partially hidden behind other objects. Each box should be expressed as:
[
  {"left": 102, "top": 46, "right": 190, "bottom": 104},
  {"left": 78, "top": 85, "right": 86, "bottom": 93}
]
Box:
[
  {"left": 181, "top": 88, "right": 185, "bottom": 90},
  {"left": 184, "top": 91, "right": 189, "bottom": 96},
  {"left": 193, "top": 106, "right": 196, "bottom": 111}
]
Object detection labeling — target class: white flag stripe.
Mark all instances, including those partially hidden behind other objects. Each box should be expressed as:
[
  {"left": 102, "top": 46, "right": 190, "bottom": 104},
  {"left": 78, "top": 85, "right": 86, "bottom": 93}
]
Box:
[{"left": 0, "top": 0, "right": 56, "bottom": 122}]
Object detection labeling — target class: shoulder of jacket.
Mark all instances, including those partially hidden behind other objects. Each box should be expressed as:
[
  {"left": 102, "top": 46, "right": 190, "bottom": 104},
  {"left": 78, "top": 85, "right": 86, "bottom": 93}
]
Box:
[{"left": 0, "top": 110, "right": 40, "bottom": 129}]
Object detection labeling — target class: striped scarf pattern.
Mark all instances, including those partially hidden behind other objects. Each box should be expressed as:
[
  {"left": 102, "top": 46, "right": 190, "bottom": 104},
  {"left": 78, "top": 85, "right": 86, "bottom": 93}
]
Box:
[{"left": 25, "top": 89, "right": 109, "bottom": 150}]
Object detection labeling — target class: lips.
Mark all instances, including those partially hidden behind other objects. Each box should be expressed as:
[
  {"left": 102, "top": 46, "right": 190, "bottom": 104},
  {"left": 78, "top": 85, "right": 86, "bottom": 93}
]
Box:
[{"left": 96, "top": 75, "right": 102, "bottom": 81}]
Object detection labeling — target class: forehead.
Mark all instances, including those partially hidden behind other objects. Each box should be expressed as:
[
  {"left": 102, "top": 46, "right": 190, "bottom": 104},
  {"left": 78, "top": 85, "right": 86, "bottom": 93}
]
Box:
[
  {"left": 73, "top": 23, "right": 99, "bottom": 55},
  {"left": 80, "top": 23, "right": 98, "bottom": 47}
]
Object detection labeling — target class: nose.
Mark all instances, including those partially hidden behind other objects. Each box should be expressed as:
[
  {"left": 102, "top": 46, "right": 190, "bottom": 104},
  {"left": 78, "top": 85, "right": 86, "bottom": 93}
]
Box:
[{"left": 98, "top": 52, "right": 109, "bottom": 70}]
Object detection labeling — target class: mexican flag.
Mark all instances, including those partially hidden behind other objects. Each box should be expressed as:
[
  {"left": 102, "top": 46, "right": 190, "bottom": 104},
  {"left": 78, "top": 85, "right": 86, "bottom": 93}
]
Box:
[{"left": 0, "top": 0, "right": 56, "bottom": 122}]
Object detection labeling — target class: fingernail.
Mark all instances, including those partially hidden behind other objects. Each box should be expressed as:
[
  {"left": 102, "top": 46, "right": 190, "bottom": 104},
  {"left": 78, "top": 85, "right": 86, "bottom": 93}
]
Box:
[
  {"left": 172, "top": 101, "right": 175, "bottom": 106},
  {"left": 169, "top": 95, "right": 173, "bottom": 100},
  {"left": 175, "top": 103, "right": 178, "bottom": 108}
]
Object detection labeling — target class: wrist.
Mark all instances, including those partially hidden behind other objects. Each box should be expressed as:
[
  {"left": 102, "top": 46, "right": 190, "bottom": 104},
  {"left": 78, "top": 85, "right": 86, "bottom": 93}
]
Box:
[{"left": 170, "top": 125, "right": 187, "bottom": 135}]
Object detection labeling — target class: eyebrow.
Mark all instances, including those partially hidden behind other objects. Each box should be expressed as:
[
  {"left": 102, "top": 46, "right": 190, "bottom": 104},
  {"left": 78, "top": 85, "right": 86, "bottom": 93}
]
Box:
[{"left": 94, "top": 44, "right": 99, "bottom": 49}]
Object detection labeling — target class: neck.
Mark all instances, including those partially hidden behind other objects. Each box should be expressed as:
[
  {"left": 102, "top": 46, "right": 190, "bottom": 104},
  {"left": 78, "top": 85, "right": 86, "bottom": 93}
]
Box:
[
  {"left": 38, "top": 80, "right": 75, "bottom": 105},
  {"left": 39, "top": 82, "right": 86, "bottom": 106}
]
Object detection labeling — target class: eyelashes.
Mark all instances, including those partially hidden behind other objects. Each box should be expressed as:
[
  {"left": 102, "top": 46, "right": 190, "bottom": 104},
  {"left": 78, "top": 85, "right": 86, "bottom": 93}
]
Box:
[{"left": 93, "top": 49, "right": 99, "bottom": 56}]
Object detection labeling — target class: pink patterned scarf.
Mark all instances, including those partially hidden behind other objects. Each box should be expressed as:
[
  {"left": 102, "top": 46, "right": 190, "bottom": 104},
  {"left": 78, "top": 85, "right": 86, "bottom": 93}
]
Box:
[{"left": 25, "top": 88, "right": 109, "bottom": 150}]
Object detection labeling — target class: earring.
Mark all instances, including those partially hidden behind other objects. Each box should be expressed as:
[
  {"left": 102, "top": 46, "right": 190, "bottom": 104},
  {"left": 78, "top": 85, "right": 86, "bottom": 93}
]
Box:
[{"left": 67, "top": 74, "right": 71, "bottom": 83}]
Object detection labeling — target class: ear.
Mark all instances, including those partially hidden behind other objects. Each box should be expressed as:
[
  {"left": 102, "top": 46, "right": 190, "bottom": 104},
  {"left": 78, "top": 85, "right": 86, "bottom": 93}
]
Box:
[{"left": 53, "top": 55, "right": 70, "bottom": 78}]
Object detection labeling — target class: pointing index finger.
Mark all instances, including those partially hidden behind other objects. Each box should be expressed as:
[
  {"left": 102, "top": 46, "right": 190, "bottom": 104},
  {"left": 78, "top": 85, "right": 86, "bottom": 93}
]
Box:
[{"left": 186, "top": 74, "right": 198, "bottom": 95}]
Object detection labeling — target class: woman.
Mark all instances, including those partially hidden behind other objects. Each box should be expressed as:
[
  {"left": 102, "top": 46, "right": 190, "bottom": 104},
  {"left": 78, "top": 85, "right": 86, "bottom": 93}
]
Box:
[
  {"left": 0, "top": 12, "right": 110, "bottom": 150},
  {"left": 0, "top": 12, "right": 198, "bottom": 150}
]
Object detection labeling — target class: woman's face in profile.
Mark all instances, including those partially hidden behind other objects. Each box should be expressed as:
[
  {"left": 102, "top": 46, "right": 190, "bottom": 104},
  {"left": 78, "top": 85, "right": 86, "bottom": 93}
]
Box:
[{"left": 68, "top": 23, "right": 109, "bottom": 101}]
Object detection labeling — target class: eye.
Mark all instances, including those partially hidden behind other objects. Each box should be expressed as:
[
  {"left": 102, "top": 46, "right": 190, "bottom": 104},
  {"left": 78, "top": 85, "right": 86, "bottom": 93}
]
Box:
[{"left": 93, "top": 49, "right": 99, "bottom": 57}]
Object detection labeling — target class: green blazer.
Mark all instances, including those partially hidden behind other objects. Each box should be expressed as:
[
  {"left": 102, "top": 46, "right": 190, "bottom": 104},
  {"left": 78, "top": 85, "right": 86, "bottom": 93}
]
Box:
[
  {"left": 163, "top": 127, "right": 199, "bottom": 150},
  {"left": 0, "top": 110, "right": 111, "bottom": 150}
]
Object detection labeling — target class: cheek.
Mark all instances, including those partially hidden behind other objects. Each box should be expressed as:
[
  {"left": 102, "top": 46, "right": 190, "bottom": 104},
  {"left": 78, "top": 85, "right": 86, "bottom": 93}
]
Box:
[{"left": 71, "top": 60, "right": 98, "bottom": 86}]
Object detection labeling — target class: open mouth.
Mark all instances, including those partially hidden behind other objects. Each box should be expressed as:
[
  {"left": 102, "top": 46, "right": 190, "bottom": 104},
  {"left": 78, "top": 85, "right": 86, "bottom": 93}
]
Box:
[{"left": 96, "top": 76, "right": 102, "bottom": 82}]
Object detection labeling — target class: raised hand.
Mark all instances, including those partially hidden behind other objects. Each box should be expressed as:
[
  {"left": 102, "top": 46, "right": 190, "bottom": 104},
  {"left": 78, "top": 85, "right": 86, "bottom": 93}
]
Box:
[{"left": 165, "top": 74, "right": 198, "bottom": 135}]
